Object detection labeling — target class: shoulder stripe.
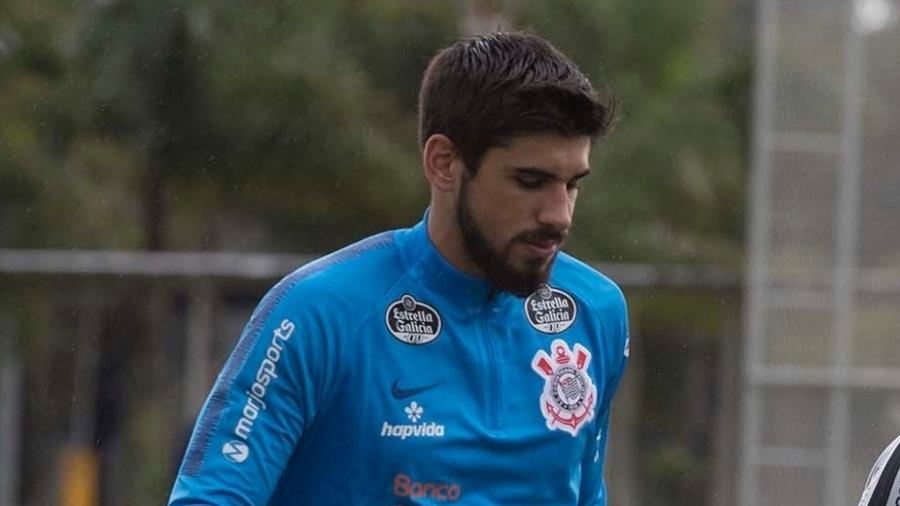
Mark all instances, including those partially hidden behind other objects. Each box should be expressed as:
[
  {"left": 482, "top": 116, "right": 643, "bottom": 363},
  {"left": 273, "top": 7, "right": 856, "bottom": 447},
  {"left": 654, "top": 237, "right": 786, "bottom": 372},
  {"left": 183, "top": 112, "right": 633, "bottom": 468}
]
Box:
[{"left": 179, "top": 231, "right": 395, "bottom": 476}]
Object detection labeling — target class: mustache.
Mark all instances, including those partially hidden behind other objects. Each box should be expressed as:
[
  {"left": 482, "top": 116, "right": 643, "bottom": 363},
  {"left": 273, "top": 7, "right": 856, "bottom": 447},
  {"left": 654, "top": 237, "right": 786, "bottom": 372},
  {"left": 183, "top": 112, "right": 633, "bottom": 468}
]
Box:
[{"left": 514, "top": 227, "right": 567, "bottom": 245}]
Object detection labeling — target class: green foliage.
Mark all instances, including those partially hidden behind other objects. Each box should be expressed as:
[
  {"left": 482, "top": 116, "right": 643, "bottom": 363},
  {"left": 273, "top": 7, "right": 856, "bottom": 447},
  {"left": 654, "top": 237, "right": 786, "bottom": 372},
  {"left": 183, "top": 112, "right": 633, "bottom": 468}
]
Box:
[
  {"left": 0, "top": 0, "right": 749, "bottom": 260},
  {"left": 511, "top": 0, "right": 750, "bottom": 264},
  {"left": 1, "top": 0, "right": 458, "bottom": 251}
]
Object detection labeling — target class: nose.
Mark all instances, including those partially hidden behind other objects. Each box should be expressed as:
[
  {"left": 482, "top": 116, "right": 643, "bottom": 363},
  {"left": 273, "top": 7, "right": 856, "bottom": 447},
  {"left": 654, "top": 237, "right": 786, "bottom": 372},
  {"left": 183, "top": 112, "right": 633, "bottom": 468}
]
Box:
[{"left": 536, "top": 184, "right": 573, "bottom": 232}]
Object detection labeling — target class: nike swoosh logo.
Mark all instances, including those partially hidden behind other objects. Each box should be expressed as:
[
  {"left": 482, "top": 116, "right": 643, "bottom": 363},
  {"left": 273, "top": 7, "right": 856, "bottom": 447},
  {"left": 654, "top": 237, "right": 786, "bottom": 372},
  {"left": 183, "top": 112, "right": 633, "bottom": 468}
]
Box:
[{"left": 391, "top": 379, "right": 443, "bottom": 400}]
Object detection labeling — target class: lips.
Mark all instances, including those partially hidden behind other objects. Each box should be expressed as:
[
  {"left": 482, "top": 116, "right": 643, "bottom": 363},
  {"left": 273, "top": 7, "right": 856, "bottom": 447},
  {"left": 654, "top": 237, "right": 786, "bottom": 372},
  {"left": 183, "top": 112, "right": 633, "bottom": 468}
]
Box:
[
  {"left": 522, "top": 239, "right": 560, "bottom": 258},
  {"left": 516, "top": 229, "right": 566, "bottom": 259}
]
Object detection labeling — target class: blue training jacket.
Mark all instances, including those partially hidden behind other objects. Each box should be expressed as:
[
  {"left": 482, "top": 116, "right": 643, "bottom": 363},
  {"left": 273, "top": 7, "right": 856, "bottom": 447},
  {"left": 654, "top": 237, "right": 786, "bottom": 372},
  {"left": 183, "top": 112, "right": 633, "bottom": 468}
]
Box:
[{"left": 169, "top": 217, "right": 630, "bottom": 505}]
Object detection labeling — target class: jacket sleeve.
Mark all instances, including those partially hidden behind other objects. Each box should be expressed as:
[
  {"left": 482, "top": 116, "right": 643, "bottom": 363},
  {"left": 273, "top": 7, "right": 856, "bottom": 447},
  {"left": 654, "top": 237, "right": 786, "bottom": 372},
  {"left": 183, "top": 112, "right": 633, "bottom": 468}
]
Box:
[
  {"left": 579, "top": 287, "right": 630, "bottom": 506},
  {"left": 168, "top": 275, "right": 342, "bottom": 505}
]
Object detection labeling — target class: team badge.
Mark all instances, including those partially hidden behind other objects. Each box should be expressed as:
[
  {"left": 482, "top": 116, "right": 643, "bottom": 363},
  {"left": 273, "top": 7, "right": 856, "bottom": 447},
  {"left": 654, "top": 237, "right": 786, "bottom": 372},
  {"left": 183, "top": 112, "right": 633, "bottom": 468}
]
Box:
[
  {"left": 524, "top": 284, "right": 577, "bottom": 334},
  {"left": 385, "top": 294, "right": 442, "bottom": 345},
  {"left": 531, "top": 339, "right": 596, "bottom": 436}
]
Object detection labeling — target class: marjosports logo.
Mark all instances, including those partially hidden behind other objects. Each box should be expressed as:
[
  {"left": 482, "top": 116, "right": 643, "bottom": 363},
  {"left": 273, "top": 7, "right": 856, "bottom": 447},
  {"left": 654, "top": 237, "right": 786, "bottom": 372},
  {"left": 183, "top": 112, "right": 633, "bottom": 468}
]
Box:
[
  {"left": 221, "top": 440, "right": 249, "bottom": 464},
  {"left": 223, "top": 318, "right": 295, "bottom": 463},
  {"left": 385, "top": 294, "right": 442, "bottom": 345},
  {"left": 524, "top": 284, "right": 577, "bottom": 334},
  {"left": 381, "top": 401, "right": 445, "bottom": 440},
  {"left": 531, "top": 339, "right": 596, "bottom": 436}
]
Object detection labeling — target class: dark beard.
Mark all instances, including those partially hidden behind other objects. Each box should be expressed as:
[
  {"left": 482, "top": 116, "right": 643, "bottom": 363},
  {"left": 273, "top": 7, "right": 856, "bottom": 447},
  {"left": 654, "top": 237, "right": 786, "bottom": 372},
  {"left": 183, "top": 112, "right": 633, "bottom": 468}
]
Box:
[{"left": 455, "top": 175, "right": 564, "bottom": 297}]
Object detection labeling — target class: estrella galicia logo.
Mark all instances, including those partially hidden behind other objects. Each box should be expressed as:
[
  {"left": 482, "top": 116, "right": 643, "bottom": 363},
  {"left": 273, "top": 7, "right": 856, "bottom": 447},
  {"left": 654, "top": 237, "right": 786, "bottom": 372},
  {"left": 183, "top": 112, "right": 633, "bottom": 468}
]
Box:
[
  {"left": 385, "top": 294, "right": 441, "bottom": 345},
  {"left": 222, "top": 440, "right": 250, "bottom": 463},
  {"left": 524, "top": 284, "right": 577, "bottom": 334}
]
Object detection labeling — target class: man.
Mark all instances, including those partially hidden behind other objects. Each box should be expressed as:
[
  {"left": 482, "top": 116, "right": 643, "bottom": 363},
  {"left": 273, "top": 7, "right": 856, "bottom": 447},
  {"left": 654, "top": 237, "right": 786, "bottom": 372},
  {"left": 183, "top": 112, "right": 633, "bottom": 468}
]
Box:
[{"left": 169, "top": 31, "right": 629, "bottom": 505}]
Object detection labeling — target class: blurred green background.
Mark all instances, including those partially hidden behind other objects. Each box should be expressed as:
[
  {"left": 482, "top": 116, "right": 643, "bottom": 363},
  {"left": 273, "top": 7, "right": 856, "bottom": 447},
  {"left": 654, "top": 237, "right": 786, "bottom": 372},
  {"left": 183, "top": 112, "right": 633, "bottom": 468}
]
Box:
[
  {"left": 0, "top": 0, "right": 751, "bottom": 505},
  {"left": 0, "top": 0, "right": 749, "bottom": 261}
]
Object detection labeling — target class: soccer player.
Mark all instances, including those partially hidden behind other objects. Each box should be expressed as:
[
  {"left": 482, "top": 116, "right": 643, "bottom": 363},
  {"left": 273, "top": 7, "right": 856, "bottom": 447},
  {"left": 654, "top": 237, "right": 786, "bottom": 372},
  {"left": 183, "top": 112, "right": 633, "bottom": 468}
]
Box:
[{"left": 169, "top": 31, "right": 629, "bottom": 505}]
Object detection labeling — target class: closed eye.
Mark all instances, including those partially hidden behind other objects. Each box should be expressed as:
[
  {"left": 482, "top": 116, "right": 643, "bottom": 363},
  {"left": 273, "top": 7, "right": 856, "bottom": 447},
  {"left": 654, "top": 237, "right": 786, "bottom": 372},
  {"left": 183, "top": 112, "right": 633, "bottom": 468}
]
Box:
[
  {"left": 567, "top": 171, "right": 591, "bottom": 191},
  {"left": 515, "top": 175, "right": 550, "bottom": 189}
]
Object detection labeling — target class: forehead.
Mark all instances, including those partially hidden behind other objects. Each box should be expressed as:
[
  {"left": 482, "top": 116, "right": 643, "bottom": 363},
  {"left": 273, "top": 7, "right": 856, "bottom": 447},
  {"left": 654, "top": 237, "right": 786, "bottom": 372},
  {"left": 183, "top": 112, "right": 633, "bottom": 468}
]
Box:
[{"left": 479, "top": 134, "right": 592, "bottom": 176}]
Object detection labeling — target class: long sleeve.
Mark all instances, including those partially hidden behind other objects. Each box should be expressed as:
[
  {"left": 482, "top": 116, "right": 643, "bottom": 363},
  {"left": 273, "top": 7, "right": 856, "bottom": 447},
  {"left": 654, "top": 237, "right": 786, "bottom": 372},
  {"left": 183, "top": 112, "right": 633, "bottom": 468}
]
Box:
[
  {"left": 579, "top": 287, "right": 630, "bottom": 506},
  {"left": 168, "top": 274, "right": 342, "bottom": 505}
]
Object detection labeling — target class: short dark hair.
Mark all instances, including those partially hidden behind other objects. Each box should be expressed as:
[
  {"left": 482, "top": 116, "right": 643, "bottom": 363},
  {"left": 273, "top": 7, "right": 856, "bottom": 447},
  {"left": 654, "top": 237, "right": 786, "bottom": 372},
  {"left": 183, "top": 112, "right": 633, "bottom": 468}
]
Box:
[{"left": 418, "top": 31, "right": 616, "bottom": 174}]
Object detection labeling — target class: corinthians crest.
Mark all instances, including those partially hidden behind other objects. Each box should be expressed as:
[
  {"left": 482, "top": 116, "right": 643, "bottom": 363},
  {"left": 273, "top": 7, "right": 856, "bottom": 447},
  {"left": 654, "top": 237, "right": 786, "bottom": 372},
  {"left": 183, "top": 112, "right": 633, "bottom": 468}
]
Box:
[{"left": 531, "top": 339, "right": 596, "bottom": 436}]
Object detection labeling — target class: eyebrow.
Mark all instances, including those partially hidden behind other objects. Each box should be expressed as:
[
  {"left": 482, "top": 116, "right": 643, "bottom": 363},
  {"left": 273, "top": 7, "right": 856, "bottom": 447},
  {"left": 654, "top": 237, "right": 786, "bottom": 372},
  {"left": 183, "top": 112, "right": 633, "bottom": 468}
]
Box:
[{"left": 512, "top": 166, "right": 592, "bottom": 182}]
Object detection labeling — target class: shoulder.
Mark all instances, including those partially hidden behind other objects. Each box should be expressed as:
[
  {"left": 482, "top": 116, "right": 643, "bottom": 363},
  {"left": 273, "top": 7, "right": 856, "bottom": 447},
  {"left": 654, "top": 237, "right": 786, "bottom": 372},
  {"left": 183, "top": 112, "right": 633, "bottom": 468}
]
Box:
[
  {"left": 550, "top": 252, "right": 626, "bottom": 318},
  {"left": 262, "top": 230, "right": 406, "bottom": 320}
]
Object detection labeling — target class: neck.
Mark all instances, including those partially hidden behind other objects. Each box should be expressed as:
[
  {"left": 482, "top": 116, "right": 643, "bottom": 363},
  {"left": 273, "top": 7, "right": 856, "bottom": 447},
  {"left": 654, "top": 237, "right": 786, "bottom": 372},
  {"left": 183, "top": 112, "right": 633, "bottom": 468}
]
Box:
[{"left": 426, "top": 205, "right": 483, "bottom": 278}]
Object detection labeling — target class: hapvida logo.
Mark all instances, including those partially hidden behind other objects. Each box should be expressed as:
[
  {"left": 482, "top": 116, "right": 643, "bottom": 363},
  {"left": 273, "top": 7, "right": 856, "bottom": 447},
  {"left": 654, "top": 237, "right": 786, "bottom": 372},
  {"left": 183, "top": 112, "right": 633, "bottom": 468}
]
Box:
[{"left": 380, "top": 401, "right": 445, "bottom": 440}]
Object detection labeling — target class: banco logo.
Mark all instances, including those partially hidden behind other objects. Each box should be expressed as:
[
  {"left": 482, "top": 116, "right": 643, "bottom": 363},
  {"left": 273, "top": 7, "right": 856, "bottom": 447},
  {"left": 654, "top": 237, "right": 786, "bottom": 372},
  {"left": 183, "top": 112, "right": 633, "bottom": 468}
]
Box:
[
  {"left": 381, "top": 401, "right": 445, "bottom": 440},
  {"left": 385, "top": 294, "right": 442, "bottom": 345},
  {"left": 524, "top": 284, "right": 577, "bottom": 334},
  {"left": 222, "top": 440, "right": 249, "bottom": 463},
  {"left": 393, "top": 473, "right": 461, "bottom": 502}
]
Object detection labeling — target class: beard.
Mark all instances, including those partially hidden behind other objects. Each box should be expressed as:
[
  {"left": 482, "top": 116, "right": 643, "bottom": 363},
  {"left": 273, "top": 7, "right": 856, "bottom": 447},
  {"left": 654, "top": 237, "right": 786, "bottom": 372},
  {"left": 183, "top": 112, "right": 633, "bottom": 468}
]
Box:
[{"left": 455, "top": 175, "right": 566, "bottom": 297}]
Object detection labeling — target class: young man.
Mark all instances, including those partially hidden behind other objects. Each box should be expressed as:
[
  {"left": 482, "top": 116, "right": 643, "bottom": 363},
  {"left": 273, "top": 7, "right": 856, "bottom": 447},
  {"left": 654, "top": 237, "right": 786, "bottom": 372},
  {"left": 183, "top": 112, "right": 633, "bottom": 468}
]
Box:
[{"left": 169, "top": 31, "right": 629, "bottom": 505}]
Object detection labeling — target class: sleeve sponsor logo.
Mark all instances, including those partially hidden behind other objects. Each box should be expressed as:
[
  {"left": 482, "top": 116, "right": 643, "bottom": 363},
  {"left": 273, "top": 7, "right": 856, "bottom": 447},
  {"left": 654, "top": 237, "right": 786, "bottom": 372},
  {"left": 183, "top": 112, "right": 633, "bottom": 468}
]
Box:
[
  {"left": 222, "top": 318, "right": 295, "bottom": 464},
  {"left": 531, "top": 339, "right": 596, "bottom": 436},
  {"left": 221, "top": 440, "right": 250, "bottom": 464},
  {"left": 385, "top": 295, "right": 442, "bottom": 345},
  {"left": 393, "top": 473, "right": 461, "bottom": 502},
  {"left": 524, "top": 284, "right": 577, "bottom": 334}
]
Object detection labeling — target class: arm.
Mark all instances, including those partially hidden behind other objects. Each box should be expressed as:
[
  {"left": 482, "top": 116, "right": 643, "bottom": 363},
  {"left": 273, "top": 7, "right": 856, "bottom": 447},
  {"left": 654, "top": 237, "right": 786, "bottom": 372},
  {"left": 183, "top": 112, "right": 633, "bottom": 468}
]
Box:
[
  {"left": 579, "top": 288, "right": 630, "bottom": 506},
  {"left": 168, "top": 277, "right": 340, "bottom": 505}
]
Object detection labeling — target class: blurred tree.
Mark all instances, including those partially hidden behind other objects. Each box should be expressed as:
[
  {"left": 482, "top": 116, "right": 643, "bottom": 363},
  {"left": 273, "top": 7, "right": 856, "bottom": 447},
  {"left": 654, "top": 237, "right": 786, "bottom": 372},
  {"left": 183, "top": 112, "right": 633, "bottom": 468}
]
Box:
[
  {"left": 510, "top": 0, "right": 750, "bottom": 265},
  {"left": 0, "top": 0, "right": 748, "bottom": 263},
  {"left": 0, "top": 0, "right": 458, "bottom": 252}
]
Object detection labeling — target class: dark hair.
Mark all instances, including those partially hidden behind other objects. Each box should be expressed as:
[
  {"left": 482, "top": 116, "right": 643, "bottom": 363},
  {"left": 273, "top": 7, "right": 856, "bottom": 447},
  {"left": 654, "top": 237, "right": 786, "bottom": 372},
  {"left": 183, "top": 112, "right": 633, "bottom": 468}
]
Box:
[{"left": 418, "top": 31, "right": 616, "bottom": 174}]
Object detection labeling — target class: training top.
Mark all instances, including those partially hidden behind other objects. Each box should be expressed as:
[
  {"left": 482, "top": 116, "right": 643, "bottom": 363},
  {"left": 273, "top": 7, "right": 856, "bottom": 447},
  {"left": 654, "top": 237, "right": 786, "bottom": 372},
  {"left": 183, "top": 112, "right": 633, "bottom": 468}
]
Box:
[{"left": 168, "top": 216, "right": 630, "bottom": 506}]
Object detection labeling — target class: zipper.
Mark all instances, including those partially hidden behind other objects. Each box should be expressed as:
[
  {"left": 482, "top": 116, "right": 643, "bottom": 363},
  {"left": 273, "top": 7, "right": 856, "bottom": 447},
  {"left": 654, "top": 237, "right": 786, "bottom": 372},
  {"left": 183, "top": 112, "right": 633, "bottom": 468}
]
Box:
[{"left": 482, "top": 304, "right": 500, "bottom": 432}]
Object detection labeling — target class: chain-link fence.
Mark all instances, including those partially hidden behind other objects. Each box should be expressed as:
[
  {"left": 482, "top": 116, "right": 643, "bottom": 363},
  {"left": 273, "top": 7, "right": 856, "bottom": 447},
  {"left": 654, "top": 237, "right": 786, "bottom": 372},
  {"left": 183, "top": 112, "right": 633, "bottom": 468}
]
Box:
[{"left": 741, "top": 0, "right": 900, "bottom": 504}]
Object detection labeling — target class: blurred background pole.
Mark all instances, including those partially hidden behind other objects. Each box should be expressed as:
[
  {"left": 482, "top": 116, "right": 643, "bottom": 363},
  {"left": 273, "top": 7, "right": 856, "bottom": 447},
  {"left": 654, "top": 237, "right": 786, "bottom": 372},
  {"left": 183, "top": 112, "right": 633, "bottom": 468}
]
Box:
[
  {"left": 60, "top": 289, "right": 102, "bottom": 506},
  {"left": 608, "top": 306, "right": 641, "bottom": 506},
  {"left": 183, "top": 280, "right": 214, "bottom": 424},
  {"left": 0, "top": 314, "right": 22, "bottom": 506}
]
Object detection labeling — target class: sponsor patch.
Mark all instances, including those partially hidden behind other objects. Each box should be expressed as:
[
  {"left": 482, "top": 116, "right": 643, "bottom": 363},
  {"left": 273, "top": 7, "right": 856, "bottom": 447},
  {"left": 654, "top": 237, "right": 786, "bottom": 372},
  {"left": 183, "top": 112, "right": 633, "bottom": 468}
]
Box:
[
  {"left": 531, "top": 339, "right": 596, "bottom": 436},
  {"left": 524, "top": 284, "right": 577, "bottom": 334},
  {"left": 394, "top": 473, "right": 461, "bottom": 502},
  {"left": 381, "top": 401, "right": 446, "bottom": 440},
  {"left": 233, "top": 319, "right": 295, "bottom": 448},
  {"left": 385, "top": 294, "right": 442, "bottom": 345}
]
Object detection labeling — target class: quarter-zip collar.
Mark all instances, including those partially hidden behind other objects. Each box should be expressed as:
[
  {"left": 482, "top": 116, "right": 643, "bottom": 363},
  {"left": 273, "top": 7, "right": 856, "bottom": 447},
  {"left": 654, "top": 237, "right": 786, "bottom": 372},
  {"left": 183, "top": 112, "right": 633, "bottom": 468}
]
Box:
[{"left": 396, "top": 211, "right": 502, "bottom": 309}]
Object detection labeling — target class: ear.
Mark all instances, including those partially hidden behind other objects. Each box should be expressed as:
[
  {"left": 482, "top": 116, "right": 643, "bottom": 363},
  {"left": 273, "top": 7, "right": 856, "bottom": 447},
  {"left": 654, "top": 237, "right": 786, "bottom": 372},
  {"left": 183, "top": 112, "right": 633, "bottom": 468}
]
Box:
[{"left": 422, "top": 134, "right": 461, "bottom": 193}]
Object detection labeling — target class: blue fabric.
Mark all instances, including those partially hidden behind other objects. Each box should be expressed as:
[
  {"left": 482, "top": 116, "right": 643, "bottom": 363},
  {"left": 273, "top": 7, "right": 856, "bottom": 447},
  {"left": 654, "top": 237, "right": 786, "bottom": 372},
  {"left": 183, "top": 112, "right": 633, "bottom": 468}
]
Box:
[{"left": 169, "top": 218, "right": 629, "bottom": 506}]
